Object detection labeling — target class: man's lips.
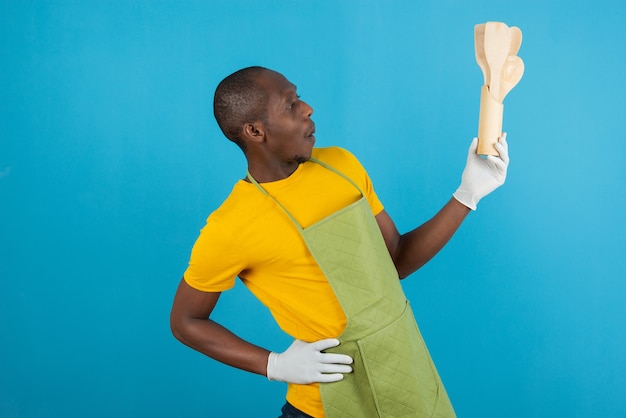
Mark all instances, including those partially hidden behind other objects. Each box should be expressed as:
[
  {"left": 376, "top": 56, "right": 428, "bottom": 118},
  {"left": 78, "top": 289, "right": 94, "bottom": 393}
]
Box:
[{"left": 306, "top": 122, "right": 316, "bottom": 138}]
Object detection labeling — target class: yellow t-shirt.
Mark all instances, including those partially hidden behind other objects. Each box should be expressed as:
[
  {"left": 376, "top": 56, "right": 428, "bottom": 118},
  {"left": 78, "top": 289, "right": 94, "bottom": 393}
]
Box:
[{"left": 184, "top": 146, "right": 384, "bottom": 417}]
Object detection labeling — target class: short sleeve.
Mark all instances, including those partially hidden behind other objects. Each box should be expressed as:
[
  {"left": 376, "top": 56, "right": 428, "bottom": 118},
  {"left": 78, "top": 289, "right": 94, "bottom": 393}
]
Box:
[{"left": 183, "top": 217, "right": 246, "bottom": 292}]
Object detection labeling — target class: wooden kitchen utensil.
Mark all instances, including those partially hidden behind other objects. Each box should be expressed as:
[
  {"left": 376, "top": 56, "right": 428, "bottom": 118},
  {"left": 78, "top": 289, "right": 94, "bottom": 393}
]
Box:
[
  {"left": 483, "top": 22, "right": 512, "bottom": 103},
  {"left": 477, "top": 85, "right": 504, "bottom": 156},
  {"left": 475, "top": 21, "right": 524, "bottom": 156},
  {"left": 474, "top": 23, "right": 489, "bottom": 85},
  {"left": 499, "top": 55, "right": 525, "bottom": 102},
  {"left": 509, "top": 26, "right": 523, "bottom": 55}
]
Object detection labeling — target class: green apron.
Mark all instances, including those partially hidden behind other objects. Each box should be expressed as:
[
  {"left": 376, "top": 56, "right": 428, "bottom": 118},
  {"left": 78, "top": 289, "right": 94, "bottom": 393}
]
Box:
[{"left": 248, "top": 158, "right": 455, "bottom": 418}]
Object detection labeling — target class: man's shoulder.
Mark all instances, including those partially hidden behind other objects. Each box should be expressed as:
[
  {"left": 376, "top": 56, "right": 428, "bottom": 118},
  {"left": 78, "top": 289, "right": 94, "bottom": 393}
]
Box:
[{"left": 208, "top": 181, "right": 269, "bottom": 225}]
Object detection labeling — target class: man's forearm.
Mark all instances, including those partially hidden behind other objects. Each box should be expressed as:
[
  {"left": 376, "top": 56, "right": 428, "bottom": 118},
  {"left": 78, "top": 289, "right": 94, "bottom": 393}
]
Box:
[
  {"left": 171, "top": 316, "right": 271, "bottom": 376},
  {"left": 393, "top": 197, "right": 470, "bottom": 278}
]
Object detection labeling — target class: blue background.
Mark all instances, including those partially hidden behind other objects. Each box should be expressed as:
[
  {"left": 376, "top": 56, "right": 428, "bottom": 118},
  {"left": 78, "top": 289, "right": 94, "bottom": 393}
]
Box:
[{"left": 1, "top": 1, "right": 625, "bottom": 417}]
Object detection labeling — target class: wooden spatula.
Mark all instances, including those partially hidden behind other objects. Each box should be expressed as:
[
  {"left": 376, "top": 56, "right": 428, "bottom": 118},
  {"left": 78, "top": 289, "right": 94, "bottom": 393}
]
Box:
[
  {"left": 484, "top": 22, "right": 512, "bottom": 101},
  {"left": 474, "top": 24, "right": 489, "bottom": 85}
]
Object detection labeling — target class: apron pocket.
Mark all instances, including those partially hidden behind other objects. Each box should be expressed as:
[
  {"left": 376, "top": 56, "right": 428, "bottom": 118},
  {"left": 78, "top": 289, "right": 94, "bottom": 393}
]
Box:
[{"left": 357, "top": 301, "right": 440, "bottom": 417}]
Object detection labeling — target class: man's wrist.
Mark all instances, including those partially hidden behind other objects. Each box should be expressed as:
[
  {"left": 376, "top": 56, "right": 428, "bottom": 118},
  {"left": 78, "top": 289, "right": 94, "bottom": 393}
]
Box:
[
  {"left": 266, "top": 351, "right": 278, "bottom": 380},
  {"left": 452, "top": 189, "right": 478, "bottom": 211}
]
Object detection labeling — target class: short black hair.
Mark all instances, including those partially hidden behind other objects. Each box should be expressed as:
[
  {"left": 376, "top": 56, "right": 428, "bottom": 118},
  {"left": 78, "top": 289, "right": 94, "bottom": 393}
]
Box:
[{"left": 213, "top": 66, "right": 270, "bottom": 152}]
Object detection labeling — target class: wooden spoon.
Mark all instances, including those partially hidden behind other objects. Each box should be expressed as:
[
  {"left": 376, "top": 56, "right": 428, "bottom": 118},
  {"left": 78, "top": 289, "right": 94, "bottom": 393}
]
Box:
[
  {"left": 509, "top": 26, "right": 523, "bottom": 55},
  {"left": 484, "top": 22, "right": 512, "bottom": 101},
  {"left": 474, "top": 24, "right": 489, "bottom": 85},
  {"left": 498, "top": 55, "right": 525, "bottom": 101}
]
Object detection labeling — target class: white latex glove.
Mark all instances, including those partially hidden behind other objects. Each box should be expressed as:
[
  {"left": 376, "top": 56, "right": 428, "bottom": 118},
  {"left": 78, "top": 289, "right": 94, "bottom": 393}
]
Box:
[
  {"left": 266, "top": 338, "right": 353, "bottom": 384},
  {"left": 453, "top": 133, "right": 509, "bottom": 210}
]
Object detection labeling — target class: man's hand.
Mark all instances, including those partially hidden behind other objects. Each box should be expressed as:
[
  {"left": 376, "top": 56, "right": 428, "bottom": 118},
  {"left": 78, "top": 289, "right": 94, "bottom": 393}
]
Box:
[
  {"left": 453, "top": 133, "right": 509, "bottom": 210},
  {"left": 267, "top": 338, "right": 353, "bottom": 384}
]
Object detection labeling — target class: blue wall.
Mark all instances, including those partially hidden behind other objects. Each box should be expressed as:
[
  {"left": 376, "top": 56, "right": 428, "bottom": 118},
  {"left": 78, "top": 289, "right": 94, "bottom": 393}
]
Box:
[{"left": 1, "top": 1, "right": 625, "bottom": 417}]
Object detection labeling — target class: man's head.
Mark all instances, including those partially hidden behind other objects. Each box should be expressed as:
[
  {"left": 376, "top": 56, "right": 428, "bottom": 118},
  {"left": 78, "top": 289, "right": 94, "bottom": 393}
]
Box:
[
  {"left": 213, "top": 66, "right": 269, "bottom": 152},
  {"left": 213, "top": 67, "right": 316, "bottom": 172}
]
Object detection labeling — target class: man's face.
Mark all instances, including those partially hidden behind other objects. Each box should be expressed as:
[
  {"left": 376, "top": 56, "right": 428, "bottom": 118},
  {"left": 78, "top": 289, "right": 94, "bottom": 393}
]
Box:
[{"left": 257, "top": 70, "right": 316, "bottom": 165}]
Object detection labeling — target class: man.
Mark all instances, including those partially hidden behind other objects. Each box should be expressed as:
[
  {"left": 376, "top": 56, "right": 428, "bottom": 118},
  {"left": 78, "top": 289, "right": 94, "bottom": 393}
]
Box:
[{"left": 170, "top": 66, "right": 509, "bottom": 417}]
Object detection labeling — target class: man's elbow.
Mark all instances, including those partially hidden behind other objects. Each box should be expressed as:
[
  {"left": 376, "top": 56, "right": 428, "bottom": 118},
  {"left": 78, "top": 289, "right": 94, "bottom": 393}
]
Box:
[
  {"left": 393, "top": 253, "right": 427, "bottom": 280},
  {"left": 169, "top": 311, "right": 186, "bottom": 343},
  {"left": 396, "top": 264, "right": 411, "bottom": 280}
]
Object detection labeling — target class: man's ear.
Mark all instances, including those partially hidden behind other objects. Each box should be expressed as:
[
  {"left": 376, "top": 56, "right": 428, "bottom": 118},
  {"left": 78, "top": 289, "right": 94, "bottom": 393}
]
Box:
[{"left": 242, "top": 122, "right": 265, "bottom": 144}]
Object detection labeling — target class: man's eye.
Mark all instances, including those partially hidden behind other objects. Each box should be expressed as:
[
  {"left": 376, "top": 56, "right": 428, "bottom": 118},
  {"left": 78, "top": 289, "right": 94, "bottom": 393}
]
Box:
[{"left": 288, "top": 95, "right": 301, "bottom": 110}]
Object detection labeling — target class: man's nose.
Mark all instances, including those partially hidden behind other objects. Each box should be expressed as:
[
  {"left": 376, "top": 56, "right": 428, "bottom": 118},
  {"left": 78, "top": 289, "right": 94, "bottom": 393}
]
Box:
[{"left": 302, "top": 101, "right": 314, "bottom": 117}]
